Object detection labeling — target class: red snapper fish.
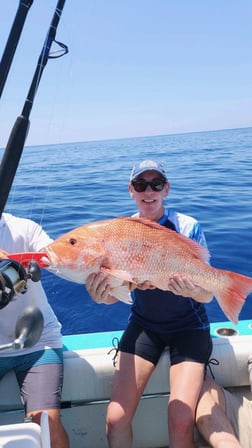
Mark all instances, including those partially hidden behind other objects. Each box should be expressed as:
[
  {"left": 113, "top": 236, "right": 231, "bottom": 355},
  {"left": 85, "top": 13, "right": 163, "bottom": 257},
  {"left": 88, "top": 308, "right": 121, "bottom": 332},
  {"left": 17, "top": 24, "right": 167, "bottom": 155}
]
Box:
[{"left": 43, "top": 217, "right": 252, "bottom": 324}]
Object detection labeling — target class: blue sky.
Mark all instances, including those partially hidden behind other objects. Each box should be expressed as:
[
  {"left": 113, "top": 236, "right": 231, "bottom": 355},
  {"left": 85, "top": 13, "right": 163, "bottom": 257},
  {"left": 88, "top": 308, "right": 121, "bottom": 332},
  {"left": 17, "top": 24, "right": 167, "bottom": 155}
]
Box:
[{"left": 0, "top": 0, "right": 251, "bottom": 147}]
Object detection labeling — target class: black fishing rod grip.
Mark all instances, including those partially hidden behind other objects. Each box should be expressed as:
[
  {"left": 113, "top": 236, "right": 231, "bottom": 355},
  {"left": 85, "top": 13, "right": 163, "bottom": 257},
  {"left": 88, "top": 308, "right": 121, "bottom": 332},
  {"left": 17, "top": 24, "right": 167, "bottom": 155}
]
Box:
[{"left": 0, "top": 115, "right": 30, "bottom": 217}]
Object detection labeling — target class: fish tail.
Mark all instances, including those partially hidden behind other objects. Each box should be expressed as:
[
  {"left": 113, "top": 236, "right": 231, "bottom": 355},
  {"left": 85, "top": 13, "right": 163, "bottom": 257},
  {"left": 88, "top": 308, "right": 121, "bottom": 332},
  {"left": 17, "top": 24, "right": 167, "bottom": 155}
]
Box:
[{"left": 215, "top": 270, "right": 252, "bottom": 324}]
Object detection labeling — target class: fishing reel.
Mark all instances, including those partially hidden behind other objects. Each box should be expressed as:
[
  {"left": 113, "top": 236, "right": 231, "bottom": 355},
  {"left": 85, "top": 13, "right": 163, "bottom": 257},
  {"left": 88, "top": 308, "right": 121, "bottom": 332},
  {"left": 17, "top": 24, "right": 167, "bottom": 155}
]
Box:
[{"left": 0, "top": 259, "right": 41, "bottom": 310}]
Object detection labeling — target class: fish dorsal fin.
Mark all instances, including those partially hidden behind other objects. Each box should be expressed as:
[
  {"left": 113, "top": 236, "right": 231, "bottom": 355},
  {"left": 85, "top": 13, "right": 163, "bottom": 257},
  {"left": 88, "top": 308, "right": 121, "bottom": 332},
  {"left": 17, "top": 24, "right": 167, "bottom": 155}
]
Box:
[{"left": 117, "top": 216, "right": 210, "bottom": 262}]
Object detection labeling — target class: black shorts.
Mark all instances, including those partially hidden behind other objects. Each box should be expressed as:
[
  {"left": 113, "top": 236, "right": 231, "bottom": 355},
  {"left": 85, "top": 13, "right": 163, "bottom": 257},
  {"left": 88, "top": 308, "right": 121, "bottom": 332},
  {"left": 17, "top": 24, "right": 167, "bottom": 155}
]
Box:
[{"left": 119, "top": 322, "right": 212, "bottom": 366}]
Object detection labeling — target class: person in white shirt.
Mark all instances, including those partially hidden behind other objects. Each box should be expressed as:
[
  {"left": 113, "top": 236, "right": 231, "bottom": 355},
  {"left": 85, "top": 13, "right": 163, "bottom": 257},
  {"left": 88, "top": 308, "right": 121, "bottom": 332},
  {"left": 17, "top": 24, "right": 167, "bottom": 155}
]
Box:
[{"left": 0, "top": 213, "right": 69, "bottom": 448}]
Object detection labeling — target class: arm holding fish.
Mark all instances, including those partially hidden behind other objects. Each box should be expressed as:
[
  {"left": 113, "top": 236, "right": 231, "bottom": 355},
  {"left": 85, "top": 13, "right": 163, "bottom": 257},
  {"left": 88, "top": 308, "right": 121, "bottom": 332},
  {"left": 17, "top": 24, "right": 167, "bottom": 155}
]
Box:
[
  {"left": 86, "top": 272, "right": 118, "bottom": 304},
  {"left": 167, "top": 220, "right": 213, "bottom": 302},
  {"left": 167, "top": 274, "right": 213, "bottom": 303},
  {"left": 85, "top": 271, "right": 213, "bottom": 305},
  {"left": 86, "top": 273, "right": 156, "bottom": 304}
]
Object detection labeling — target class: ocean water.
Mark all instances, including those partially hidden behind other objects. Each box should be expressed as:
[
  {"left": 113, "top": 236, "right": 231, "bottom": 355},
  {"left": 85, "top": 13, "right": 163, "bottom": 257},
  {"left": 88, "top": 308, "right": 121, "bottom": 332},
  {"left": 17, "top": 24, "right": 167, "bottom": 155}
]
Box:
[{"left": 1, "top": 127, "right": 252, "bottom": 335}]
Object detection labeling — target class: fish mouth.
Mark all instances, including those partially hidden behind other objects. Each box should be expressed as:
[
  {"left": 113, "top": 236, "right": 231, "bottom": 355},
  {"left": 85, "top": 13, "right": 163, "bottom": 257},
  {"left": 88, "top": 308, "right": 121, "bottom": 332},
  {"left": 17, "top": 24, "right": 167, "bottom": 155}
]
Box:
[
  {"left": 40, "top": 254, "right": 51, "bottom": 267},
  {"left": 43, "top": 247, "right": 60, "bottom": 268}
]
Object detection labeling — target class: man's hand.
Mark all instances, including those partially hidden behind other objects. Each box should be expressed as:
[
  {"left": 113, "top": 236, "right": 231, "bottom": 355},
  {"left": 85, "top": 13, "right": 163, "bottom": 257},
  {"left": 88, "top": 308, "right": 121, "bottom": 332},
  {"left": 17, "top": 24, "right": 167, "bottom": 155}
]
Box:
[
  {"left": 0, "top": 249, "right": 9, "bottom": 260},
  {"left": 167, "top": 274, "right": 213, "bottom": 303},
  {"left": 86, "top": 272, "right": 118, "bottom": 304}
]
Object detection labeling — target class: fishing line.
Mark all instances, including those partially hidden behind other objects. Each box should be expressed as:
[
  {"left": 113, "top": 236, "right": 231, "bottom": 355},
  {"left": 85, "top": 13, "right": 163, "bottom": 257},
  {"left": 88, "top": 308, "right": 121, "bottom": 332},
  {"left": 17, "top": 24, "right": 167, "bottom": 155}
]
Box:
[{"left": 0, "top": 0, "right": 68, "bottom": 219}]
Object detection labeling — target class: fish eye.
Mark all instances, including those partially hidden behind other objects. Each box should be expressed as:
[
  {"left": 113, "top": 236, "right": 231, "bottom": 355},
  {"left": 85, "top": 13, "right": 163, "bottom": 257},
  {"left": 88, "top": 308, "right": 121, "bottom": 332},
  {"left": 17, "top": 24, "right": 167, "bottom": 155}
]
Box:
[{"left": 69, "top": 238, "right": 77, "bottom": 245}]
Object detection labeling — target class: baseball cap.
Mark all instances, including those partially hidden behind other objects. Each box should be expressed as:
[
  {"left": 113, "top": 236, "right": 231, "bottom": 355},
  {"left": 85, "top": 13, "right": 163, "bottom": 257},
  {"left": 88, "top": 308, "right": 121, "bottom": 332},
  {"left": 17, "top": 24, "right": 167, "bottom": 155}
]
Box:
[{"left": 130, "top": 160, "right": 167, "bottom": 182}]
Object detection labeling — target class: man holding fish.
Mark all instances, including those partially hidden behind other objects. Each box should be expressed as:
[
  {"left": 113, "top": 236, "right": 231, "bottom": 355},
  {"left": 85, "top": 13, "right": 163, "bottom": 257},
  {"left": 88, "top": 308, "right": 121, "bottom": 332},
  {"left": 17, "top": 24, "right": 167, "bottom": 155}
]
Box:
[
  {"left": 86, "top": 159, "right": 214, "bottom": 448},
  {"left": 43, "top": 158, "right": 252, "bottom": 446}
]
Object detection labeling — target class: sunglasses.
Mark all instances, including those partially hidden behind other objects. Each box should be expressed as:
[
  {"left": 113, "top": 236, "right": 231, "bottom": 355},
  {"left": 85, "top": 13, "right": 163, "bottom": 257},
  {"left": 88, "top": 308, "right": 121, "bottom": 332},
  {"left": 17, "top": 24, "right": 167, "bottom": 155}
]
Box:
[{"left": 131, "top": 178, "right": 166, "bottom": 192}]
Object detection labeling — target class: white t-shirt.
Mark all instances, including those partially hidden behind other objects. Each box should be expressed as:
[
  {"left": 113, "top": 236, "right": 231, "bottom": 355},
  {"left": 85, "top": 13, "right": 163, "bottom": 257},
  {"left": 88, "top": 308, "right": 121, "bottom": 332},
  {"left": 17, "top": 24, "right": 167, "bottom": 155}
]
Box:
[{"left": 0, "top": 213, "right": 62, "bottom": 356}]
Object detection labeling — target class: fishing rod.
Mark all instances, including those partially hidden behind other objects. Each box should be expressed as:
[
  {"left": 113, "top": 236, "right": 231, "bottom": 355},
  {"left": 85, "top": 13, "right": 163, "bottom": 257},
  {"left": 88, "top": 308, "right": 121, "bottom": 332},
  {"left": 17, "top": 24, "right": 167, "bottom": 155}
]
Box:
[
  {"left": 0, "top": 0, "right": 68, "bottom": 218},
  {"left": 0, "top": 0, "right": 34, "bottom": 99}
]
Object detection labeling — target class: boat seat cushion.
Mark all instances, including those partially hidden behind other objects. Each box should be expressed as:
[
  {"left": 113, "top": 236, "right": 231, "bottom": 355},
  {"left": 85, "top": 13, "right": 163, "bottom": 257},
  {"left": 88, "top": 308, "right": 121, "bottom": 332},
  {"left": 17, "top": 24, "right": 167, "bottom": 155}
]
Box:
[{"left": 0, "top": 334, "right": 250, "bottom": 409}]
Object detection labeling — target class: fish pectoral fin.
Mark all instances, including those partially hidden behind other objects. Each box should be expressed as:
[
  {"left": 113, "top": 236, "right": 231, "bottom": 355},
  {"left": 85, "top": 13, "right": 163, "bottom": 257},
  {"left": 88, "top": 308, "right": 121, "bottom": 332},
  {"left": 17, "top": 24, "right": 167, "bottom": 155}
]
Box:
[
  {"left": 111, "top": 285, "right": 133, "bottom": 305},
  {"left": 100, "top": 267, "right": 136, "bottom": 304},
  {"left": 100, "top": 266, "right": 136, "bottom": 284}
]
